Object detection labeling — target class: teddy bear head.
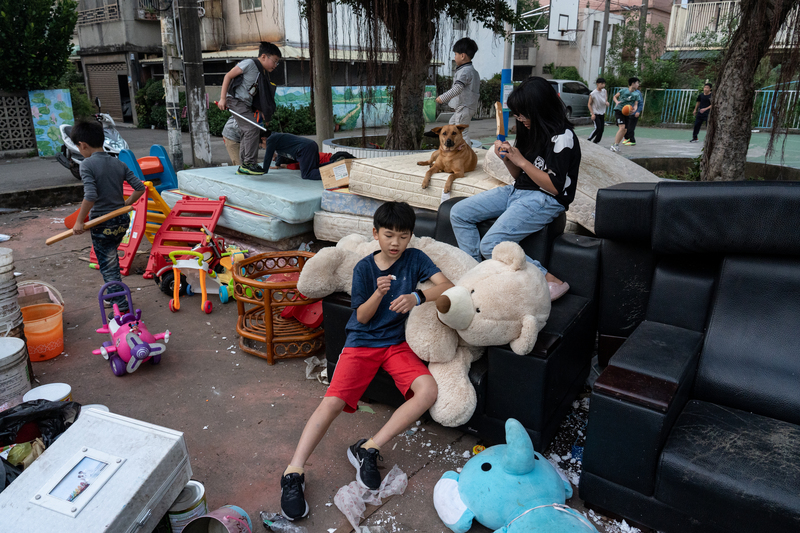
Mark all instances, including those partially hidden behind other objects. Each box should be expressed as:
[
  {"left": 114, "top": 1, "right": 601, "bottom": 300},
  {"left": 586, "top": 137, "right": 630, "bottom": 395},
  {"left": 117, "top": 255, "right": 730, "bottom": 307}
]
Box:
[{"left": 434, "top": 241, "right": 551, "bottom": 355}]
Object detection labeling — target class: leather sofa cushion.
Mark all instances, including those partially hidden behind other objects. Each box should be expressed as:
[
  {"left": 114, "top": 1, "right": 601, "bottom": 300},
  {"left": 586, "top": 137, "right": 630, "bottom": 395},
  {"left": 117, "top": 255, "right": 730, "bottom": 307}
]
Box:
[
  {"left": 695, "top": 256, "right": 800, "bottom": 425},
  {"left": 594, "top": 182, "right": 657, "bottom": 243},
  {"left": 652, "top": 181, "right": 800, "bottom": 255},
  {"left": 656, "top": 400, "right": 800, "bottom": 532}
]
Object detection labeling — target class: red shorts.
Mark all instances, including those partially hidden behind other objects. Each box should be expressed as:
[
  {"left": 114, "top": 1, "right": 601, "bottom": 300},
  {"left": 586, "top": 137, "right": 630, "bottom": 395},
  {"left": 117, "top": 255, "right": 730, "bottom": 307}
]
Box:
[{"left": 325, "top": 341, "right": 431, "bottom": 413}]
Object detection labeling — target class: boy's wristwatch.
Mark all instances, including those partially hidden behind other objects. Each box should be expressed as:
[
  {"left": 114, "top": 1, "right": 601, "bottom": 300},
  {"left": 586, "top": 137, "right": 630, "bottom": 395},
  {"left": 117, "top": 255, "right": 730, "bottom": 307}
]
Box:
[{"left": 414, "top": 289, "right": 426, "bottom": 304}]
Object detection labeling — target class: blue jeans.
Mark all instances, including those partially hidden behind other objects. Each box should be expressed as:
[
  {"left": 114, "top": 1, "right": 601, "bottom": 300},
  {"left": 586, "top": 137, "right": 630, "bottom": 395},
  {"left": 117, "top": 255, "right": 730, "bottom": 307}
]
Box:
[
  {"left": 91, "top": 214, "right": 130, "bottom": 311},
  {"left": 450, "top": 185, "right": 565, "bottom": 275}
]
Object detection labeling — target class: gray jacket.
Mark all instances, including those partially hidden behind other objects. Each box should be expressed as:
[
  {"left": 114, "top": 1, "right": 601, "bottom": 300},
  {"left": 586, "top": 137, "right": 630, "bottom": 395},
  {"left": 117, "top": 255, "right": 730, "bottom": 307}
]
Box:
[{"left": 439, "top": 62, "right": 480, "bottom": 111}]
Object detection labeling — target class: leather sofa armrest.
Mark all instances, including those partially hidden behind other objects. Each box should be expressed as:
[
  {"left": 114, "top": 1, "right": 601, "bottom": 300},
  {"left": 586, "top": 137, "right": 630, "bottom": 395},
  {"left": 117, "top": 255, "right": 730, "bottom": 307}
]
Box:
[
  {"left": 582, "top": 321, "right": 703, "bottom": 496},
  {"left": 548, "top": 234, "right": 601, "bottom": 300}
]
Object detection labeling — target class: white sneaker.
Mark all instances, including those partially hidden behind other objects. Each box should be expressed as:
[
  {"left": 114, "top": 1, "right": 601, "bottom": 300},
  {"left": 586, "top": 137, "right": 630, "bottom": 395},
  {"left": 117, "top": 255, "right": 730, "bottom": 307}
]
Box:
[{"left": 610, "top": 144, "right": 619, "bottom": 152}]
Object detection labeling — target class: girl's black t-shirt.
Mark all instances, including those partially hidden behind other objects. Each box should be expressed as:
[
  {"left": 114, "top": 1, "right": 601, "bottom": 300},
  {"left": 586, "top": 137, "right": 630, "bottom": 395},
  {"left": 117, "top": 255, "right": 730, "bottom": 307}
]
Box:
[{"left": 514, "top": 128, "right": 581, "bottom": 210}]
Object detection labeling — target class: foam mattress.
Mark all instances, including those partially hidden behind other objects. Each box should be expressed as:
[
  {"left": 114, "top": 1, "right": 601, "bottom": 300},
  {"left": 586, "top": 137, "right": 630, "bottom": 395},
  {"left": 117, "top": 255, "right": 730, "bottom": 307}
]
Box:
[
  {"left": 162, "top": 190, "right": 313, "bottom": 244},
  {"left": 321, "top": 188, "right": 385, "bottom": 217},
  {"left": 348, "top": 149, "right": 507, "bottom": 211},
  {"left": 176, "top": 166, "right": 323, "bottom": 224},
  {"left": 314, "top": 211, "right": 374, "bottom": 243}
]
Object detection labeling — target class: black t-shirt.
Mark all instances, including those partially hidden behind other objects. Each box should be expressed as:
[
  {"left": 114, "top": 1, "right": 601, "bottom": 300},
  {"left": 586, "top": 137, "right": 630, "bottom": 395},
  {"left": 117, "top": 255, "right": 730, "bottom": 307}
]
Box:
[
  {"left": 696, "top": 93, "right": 712, "bottom": 115},
  {"left": 513, "top": 129, "right": 581, "bottom": 210}
]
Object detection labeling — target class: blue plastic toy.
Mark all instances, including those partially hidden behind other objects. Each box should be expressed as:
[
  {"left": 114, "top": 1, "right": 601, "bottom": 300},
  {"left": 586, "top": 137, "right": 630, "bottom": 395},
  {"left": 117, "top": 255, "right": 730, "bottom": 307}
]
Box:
[
  {"left": 119, "top": 144, "right": 178, "bottom": 193},
  {"left": 433, "top": 418, "right": 598, "bottom": 533}
]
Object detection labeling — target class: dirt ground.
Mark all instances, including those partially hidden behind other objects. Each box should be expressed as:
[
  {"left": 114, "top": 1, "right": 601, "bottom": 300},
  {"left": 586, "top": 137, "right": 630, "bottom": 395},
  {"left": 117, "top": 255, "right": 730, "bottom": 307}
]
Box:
[{"left": 1, "top": 204, "right": 649, "bottom": 533}]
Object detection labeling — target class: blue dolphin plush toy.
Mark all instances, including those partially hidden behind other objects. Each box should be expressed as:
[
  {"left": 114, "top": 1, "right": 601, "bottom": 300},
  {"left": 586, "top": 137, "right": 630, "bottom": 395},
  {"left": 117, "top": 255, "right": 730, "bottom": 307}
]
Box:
[{"left": 433, "top": 418, "right": 598, "bottom": 533}]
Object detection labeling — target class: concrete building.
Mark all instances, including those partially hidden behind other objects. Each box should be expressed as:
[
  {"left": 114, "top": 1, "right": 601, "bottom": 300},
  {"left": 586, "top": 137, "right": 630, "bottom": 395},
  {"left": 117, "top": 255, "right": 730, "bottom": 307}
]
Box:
[{"left": 514, "top": 0, "right": 673, "bottom": 83}]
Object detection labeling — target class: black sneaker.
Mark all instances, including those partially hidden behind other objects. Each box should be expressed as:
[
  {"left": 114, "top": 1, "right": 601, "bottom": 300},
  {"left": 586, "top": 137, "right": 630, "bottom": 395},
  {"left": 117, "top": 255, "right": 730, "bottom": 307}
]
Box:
[
  {"left": 347, "top": 439, "right": 383, "bottom": 490},
  {"left": 280, "top": 472, "right": 309, "bottom": 520},
  {"left": 237, "top": 163, "right": 265, "bottom": 175}
]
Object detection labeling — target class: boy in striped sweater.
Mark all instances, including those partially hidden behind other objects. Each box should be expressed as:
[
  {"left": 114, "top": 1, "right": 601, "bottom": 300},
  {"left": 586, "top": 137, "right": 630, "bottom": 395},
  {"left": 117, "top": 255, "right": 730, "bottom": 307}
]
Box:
[{"left": 437, "top": 38, "right": 480, "bottom": 147}]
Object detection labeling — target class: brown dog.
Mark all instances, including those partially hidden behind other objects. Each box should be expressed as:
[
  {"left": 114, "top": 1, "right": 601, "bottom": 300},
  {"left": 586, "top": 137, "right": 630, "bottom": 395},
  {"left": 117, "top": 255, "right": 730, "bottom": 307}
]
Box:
[{"left": 417, "top": 124, "right": 478, "bottom": 193}]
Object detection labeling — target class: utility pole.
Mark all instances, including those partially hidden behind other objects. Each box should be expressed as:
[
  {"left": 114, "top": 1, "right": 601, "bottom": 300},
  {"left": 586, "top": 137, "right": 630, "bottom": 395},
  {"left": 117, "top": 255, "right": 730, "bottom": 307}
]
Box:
[
  {"left": 160, "top": 2, "right": 184, "bottom": 171},
  {"left": 308, "top": 0, "right": 334, "bottom": 148},
  {"left": 501, "top": 21, "right": 514, "bottom": 135},
  {"left": 178, "top": 0, "right": 211, "bottom": 167},
  {"left": 599, "top": 0, "right": 611, "bottom": 76}
]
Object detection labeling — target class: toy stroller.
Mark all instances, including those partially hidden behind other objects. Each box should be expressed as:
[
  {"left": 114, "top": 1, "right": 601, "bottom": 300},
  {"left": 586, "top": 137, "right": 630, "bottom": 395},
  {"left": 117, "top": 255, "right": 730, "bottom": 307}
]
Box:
[
  {"left": 168, "top": 250, "right": 217, "bottom": 314},
  {"left": 94, "top": 281, "right": 170, "bottom": 377}
]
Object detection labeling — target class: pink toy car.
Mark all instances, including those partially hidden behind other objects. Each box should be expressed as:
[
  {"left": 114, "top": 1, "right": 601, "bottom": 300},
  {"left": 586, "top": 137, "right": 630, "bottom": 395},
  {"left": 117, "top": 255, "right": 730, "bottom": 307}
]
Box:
[{"left": 93, "top": 281, "right": 170, "bottom": 376}]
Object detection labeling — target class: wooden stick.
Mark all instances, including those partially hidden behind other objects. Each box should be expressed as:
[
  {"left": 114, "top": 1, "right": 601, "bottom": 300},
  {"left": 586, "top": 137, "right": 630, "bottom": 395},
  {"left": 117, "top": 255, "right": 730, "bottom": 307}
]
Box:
[
  {"left": 46, "top": 205, "right": 133, "bottom": 246},
  {"left": 495, "top": 101, "right": 505, "bottom": 139}
]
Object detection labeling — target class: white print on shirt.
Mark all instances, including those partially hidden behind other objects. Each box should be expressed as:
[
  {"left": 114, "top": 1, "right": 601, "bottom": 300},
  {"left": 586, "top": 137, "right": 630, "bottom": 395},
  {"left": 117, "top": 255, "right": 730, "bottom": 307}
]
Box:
[
  {"left": 532, "top": 156, "right": 558, "bottom": 196},
  {"left": 551, "top": 129, "right": 575, "bottom": 152}
]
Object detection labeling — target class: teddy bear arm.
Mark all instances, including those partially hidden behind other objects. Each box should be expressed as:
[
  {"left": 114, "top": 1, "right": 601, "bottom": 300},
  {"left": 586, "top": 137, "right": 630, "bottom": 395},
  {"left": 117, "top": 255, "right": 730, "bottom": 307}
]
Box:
[
  {"left": 428, "top": 348, "right": 477, "bottom": 427},
  {"left": 406, "top": 302, "right": 458, "bottom": 362},
  {"left": 508, "top": 314, "right": 542, "bottom": 355}
]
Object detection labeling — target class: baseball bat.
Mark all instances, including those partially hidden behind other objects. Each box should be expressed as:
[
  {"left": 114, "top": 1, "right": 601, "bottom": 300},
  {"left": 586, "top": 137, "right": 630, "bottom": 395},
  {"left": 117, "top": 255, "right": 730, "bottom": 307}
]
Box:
[
  {"left": 214, "top": 102, "right": 267, "bottom": 131},
  {"left": 46, "top": 205, "right": 133, "bottom": 246}
]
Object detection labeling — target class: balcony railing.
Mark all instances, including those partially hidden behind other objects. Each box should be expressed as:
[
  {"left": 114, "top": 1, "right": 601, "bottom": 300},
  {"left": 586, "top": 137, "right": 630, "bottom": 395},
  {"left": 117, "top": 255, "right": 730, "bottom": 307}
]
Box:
[
  {"left": 666, "top": 1, "right": 797, "bottom": 51},
  {"left": 77, "top": 1, "right": 120, "bottom": 26},
  {"left": 136, "top": 0, "right": 161, "bottom": 21}
]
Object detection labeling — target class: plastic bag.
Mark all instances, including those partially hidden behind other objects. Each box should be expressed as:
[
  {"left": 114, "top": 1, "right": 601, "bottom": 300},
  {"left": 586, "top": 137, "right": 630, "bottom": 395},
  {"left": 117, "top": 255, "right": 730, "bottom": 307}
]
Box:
[
  {"left": 304, "top": 356, "right": 325, "bottom": 381},
  {"left": 334, "top": 465, "right": 408, "bottom": 532},
  {"left": 260, "top": 511, "right": 308, "bottom": 532},
  {"left": 0, "top": 400, "right": 81, "bottom": 447},
  {"left": 1, "top": 456, "right": 22, "bottom": 493}
]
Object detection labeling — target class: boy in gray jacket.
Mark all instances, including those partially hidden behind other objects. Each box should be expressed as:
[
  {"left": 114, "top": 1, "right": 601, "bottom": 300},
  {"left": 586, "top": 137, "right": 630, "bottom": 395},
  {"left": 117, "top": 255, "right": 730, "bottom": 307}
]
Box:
[{"left": 437, "top": 38, "right": 480, "bottom": 146}]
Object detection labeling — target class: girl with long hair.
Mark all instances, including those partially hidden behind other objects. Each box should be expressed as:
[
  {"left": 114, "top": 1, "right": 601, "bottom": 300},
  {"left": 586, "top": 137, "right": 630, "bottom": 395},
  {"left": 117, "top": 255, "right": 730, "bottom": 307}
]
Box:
[{"left": 450, "top": 76, "right": 581, "bottom": 301}]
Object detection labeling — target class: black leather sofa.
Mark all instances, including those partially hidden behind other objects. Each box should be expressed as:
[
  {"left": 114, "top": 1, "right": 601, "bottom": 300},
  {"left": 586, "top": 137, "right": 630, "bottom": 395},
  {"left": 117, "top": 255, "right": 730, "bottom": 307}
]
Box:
[
  {"left": 322, "top": 197, "right": 601, "bottom": 450},
  {"left": 580, "top": 181, "right": 800, "bottom": 532}
]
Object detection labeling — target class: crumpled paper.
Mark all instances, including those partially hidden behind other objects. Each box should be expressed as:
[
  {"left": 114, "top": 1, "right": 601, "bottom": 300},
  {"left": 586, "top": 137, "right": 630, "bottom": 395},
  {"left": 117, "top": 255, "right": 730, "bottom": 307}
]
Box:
[
  {"left": 334, "top": 465, "right": 407, "bottom": 532},
  {"left": 304, "top": 356, "right": 325, "bottom": 380}
]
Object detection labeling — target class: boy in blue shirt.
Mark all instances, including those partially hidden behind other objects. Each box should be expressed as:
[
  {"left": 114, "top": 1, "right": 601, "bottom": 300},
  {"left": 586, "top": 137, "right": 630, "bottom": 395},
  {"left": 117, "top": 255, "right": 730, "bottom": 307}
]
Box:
[
  {"left": 280, "top": 202, "right": 453, "bottom": 521},
  {"left": 610, "top": 77, "right": 640, "bottom": 152},
  {"left": 623, "top": 85, "right": 644, "bottom": 146}
]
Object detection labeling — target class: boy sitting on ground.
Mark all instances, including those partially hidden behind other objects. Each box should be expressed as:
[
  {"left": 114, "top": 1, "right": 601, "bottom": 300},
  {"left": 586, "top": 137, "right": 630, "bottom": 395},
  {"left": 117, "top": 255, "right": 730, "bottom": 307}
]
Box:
[
  {"left": 280, "top": 201, "right": 454, "bottom": 520},
  {"left": 436, "top": 37, "right": 480, "bottom": 147},
  {"left": 70, "top": 121, "right": 145, "bottom": 317}
]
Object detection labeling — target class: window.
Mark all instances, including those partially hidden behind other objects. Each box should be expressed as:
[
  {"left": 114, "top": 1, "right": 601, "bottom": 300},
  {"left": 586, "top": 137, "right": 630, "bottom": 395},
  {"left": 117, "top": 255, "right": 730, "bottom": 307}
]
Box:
[
  {"left": 240, "top": 0, "right": 261, "bottom": 12},
  {"left": 592, "top": 20, "right": 601, "bottom": 46},
  {"left": 514, "top": 47, "right": 529, "bottom": 60},
  {"left": 564, "top": 82, "right": 591, "bottom": 95}
]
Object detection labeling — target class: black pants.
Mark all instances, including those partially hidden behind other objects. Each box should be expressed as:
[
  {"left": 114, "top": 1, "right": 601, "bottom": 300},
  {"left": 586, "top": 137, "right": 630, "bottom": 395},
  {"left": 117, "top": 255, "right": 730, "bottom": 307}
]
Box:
[
  {"left": 296, "top": 144, "right": 321, "bottom": 181},
  {"left": 624, "top": 115, "right": 639, "bottom": 142},
  {"left": 91, "top": 214, "right": 130, "bottom": 310},
  {"left": 692, "top": 114, "right": 709, "bottom": 140},
  {"left": 588, "top": 114, "right": 605, "bottom": 143}
]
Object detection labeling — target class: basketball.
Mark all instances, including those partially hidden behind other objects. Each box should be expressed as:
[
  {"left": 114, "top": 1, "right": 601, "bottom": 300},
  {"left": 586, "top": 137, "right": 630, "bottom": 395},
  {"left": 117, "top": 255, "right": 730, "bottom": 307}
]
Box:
[{"left": 622, "top": 105, "right": 633, "bottom": 116}]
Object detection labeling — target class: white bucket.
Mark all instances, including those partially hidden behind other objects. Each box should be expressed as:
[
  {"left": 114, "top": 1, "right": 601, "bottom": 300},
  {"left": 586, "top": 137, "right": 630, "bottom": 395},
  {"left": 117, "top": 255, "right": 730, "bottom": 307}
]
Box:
[
  {"left": 0, "top": 269, "right": 15, "bottom": 284},
  {"left": 0, "top": 337, "right": 31, "bottom": 402},
  {"left": 82, "top": 404, "right": 110, "bottom": 412},
  {"left": 23, "top": 383, "right": 72, "bottom": 402},
  {"left": 0, "top": 248, "right": 13, "bottom": 269},
  {"left": 168, "top": 480, "right": 208, "bottom": 533}
]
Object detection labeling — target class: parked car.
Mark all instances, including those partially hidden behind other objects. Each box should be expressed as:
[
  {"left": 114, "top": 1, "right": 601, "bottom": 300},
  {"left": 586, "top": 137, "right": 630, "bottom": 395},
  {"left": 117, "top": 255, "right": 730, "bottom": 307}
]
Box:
[{"left": 548, "top": 79, "right": 592, "bottom": 119}]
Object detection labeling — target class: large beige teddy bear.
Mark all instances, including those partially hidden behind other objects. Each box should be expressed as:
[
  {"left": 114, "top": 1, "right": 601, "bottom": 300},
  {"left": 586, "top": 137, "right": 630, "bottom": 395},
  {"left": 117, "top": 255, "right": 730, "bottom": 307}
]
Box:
[{"left": 406, "top": 241, "right": 551, "bottom": 426}]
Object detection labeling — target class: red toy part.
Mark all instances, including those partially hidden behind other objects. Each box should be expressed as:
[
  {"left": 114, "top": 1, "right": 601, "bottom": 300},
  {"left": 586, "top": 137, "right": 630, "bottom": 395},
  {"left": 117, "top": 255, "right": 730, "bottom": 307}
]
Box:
[
  {"left": 282, "top": 301, "right": 324, "bottom": 329},
  {"left": 145, "top": 195, "right": 227, "bottom": 278},
  {"left": 86, "top": 184, "right": 148, "bottom": 276},
  {"left": 138, "top": 156, "right": 163, "bottom": 175}
]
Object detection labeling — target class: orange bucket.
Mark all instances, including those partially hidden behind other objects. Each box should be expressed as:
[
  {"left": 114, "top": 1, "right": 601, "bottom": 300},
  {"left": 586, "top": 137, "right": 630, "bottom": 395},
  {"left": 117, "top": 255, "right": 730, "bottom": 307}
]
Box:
[{"left": 21, "top": 304, "right": 64, "bottom": 361}]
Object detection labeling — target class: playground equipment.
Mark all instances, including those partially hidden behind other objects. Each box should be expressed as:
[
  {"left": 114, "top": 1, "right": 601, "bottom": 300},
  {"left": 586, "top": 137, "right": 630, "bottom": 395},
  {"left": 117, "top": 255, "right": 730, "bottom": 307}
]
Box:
[
  {"left": 93, "top": 281, "right": 169, "bottom": 377},
  {"left": 118, "top": 145, "right": 178, "bottom": 193}
]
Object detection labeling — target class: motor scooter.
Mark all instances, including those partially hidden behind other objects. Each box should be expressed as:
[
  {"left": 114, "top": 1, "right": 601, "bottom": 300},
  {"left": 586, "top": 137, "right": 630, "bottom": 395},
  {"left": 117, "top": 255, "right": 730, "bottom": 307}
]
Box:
[{"left": 57, "top": 97, "right": 130, "bottom": 180}]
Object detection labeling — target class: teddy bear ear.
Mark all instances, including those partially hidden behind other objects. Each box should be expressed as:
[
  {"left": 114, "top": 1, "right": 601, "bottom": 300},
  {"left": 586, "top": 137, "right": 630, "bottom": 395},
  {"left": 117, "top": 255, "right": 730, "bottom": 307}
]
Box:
[{"left": 492, "top": 241, "right": 526, "bottom": 271}]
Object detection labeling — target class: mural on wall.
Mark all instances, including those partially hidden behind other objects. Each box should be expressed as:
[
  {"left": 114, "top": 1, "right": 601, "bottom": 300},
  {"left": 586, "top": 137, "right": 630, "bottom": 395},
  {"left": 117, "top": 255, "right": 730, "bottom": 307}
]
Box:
[
  {"left": 29, "top": 90, "right": 73, "bottom": 157},
  {"left": 275, "top": 85, "right": 437, "bottom": 130}
]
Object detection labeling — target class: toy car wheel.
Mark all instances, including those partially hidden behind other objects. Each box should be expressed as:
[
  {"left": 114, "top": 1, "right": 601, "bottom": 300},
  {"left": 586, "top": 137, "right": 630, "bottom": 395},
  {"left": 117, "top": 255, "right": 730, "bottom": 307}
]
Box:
[
  {"left": 203, "top": 300, "right": 213, "bottom": 314},
  {"left": 109, "top": 355, "right": 126, "bottom": 376},
  {"left": 186, "top": 283, "right": 194, "bottom": 296},
  {"left": 150, "top": 354, "right": 162, "bottom": 365},
  {"left": 219, "top": 285, "right": 229, "bottom": 304},
  {"left": 158, "top": 271, "right": 187, "bottom": 297},
  {"left": 169, "top": 299, "right": 177, "bottom": 312}
]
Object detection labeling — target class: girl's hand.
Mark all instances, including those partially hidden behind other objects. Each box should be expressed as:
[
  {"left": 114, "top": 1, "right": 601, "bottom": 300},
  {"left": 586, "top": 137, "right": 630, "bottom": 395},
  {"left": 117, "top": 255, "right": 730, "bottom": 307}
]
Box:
[
  {"left": 389, "top": 294, "right": 417, "bottom": 314},
  {"left": 493, "top": 140, "right": 508, "bottom": 157},
  {"left": 503, "top": 145, "right": 526, "bottom": 167},
  {"left": 375, "top": 275, "right": 393, "bottom": 296}
]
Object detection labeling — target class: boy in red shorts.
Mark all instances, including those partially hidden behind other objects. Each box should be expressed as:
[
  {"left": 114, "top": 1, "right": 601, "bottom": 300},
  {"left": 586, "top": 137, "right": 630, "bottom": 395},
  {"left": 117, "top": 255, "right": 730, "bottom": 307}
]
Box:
[{"left": 280, "top": 201, "right": 454, "bottom": 520}]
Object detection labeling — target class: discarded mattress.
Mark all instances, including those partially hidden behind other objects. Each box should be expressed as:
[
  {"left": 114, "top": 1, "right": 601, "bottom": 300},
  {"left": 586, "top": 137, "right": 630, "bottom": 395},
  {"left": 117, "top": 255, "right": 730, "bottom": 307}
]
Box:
[
  {"left": 162, "top": 190, "right": 313, "bottom": 243},
  {"left": 321, "top": 188, "right": 385, "bottom": 217},
  {"left": 314, "top": 211, "right": 374, "bottom": 243},
  {"left": 176, "top": 166, "right": 323, "bottom": 224},
  {"left": 348, "top": 149, "right": 507, "bottom": 212}
]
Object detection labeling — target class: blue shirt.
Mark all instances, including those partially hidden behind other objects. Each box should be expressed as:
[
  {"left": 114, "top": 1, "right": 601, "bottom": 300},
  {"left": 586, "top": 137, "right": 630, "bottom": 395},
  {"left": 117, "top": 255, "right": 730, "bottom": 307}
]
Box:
[{"left": 345, "top": 248, "right": 441, "bottom": 348}]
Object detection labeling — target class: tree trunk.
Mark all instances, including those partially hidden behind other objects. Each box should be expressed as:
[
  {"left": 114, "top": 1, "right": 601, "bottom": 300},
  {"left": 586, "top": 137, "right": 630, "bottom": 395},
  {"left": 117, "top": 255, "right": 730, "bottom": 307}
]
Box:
[
  {"left": 308, "top": 0, "right": 335, "bottom": 149},
  {"left": 378, "top": 1, "right": 435, "bottom": 150},
  {"left": 702, "top": 0, "right": 798, "bottom": 181}
]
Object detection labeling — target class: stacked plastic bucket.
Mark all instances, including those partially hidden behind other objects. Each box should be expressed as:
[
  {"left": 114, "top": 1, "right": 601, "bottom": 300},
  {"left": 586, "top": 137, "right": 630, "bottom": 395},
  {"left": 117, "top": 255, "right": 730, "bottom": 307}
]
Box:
[{"left": 0, "top": 248, "right": 23, "bottom": 339}]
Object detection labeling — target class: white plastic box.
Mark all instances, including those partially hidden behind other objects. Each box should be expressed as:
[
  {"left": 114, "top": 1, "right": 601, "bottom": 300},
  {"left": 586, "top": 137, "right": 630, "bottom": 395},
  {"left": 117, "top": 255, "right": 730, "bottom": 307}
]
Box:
[{"left": 0, "top": 408, "right": 191, "bottom": 533}]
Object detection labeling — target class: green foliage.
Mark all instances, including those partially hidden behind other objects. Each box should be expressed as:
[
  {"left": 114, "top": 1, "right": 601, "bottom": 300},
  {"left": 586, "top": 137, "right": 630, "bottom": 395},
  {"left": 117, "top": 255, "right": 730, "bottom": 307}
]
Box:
[
  {"left": 479, "top": 74, "right": 502, "bottom": 110},
  {"left": 58, "top": 63, "right": 94, "bottom": 119},
  {"left": 135, "top": 78, "right": 165, "bottom": 128},
  {"left": 0, "top": 0, "right": 78, "bottom": 91},
  {"left": 544, "top": 64, "right": 587, "bottom": 86},
  {"left": 605, "top": 12, "right": 679, "bottom": 90},
  {"left": 272, "top": 105, "right": 316, "bottom": 135},
  {"left": 208, "top": 105, "right": 231, "bottom": 136}
]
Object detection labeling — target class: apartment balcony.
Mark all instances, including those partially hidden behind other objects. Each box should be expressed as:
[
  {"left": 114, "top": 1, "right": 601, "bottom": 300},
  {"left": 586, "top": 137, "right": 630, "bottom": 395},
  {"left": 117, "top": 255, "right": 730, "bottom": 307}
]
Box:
[
  {"left": 77, "top": 0, "right": 120, "bottom": 26},
  {"left": 666, "top": 0, "right": 797, "bottom": 52},
  {"left": 136, "top": 0, "right": 161, "bottom": 21}
]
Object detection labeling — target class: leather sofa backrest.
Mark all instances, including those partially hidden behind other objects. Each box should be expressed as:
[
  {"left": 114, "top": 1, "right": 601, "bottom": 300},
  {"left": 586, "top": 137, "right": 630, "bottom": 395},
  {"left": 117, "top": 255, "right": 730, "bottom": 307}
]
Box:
[
  {"left": 652, "top": 181, "right": 800, "bottom": 255},
  {"left": 694, "top": 255, "right": 800, "bottom": 426}
]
